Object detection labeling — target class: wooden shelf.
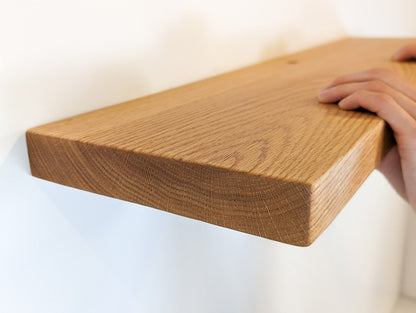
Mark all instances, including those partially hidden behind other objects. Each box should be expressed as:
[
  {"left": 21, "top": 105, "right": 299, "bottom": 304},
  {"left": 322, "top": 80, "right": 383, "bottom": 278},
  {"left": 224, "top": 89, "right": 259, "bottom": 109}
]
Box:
[{"left": 26, "top": 38, "right": 416, "bottom": 246}]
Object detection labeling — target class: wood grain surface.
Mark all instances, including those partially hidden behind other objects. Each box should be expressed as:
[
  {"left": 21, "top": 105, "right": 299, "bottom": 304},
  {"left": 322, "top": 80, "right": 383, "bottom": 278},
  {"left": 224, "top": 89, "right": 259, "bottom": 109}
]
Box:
[{"left": 26, "top": 38, "right": 416, "bottom": 246}]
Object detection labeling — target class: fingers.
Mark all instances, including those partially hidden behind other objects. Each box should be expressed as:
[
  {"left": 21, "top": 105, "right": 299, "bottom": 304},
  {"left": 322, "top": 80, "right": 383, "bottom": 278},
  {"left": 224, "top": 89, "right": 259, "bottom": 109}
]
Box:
[
  {"left": 336, "top": 90, "right": 416, "bottom": 138},
  {"left": 377, "top": 146, "right": 407, "bottom": 200},
  {"left": 323, "top": 68, "right": 416, "bottom": 102},
  {"left": 319, "top": 65, "right": 416, "bottom": 209},
  {"left": 319, "top": 80, "right": 416, "bottom": 120},
  {"left": 392, "top": 45, "right": 416, "bottom": 61}
]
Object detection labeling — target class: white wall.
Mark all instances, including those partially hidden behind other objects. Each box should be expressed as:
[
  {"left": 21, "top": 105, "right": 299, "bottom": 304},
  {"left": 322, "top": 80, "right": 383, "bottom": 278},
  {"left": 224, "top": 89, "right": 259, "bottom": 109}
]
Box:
[
  {"left": 0, "top": 1, "right": 414, "bottom": 313},
  {"left": 402, "top": 213, "right": 416, "bottom": 299},
  {"left": 334, "top": 0, "right": 416, "bottom": 37}
]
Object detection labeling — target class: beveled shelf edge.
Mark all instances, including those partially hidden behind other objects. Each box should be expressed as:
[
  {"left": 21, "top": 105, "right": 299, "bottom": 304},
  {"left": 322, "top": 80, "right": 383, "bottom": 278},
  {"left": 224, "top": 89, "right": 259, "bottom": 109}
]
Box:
[{"left": 26, "top": 130, "right": 315, "bottom": 246}]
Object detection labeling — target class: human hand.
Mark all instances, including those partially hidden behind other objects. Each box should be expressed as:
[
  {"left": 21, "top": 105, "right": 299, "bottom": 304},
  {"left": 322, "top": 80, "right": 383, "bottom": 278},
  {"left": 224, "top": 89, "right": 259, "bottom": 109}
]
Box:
[{"left": 318, "top": 45, "right": 416, "bottom": 210}]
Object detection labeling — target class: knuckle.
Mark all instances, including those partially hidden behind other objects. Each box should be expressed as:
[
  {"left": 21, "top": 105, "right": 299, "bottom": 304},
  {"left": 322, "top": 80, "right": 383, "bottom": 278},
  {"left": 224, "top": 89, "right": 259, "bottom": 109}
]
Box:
[
  {"left": 367, "top": 93, "right": 394, "bottom": 114},
  {"left": 353, "top": 89, "right": 367, "bottom": 98},
  {"left": 367, "top": 79, "right": 387, "bottom": 91},
  {"left": 375, "top": 93, "right": 394, "bottom": 105}
]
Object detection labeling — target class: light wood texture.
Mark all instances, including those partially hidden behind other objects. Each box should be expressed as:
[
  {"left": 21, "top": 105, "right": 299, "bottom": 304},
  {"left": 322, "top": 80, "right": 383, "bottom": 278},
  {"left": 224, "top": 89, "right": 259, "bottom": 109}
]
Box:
[{"left": 26, "top": 38, "right": 416, "bottom": 246}]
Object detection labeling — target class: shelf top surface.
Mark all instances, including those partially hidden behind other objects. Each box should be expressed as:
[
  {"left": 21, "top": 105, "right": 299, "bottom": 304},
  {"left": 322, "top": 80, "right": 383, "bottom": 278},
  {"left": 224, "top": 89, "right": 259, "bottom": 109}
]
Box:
[{"left": 30, "top": 38, "right": 416, "bottom": 186}]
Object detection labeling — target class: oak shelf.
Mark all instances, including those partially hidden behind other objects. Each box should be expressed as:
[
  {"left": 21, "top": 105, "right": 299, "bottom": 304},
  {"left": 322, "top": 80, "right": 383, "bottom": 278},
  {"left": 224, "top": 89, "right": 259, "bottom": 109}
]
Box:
[{"left": 27, "top": 38, "right": 416, "bottom": 246}]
